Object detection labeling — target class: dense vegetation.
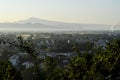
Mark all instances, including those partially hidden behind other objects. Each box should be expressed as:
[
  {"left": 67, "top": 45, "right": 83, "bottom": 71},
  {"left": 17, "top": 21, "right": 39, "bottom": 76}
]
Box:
[
  {"left": 0, "top": 34, "right": 120, "bottom": 80},
  {"left": 0, "top": 58, "right": 22, "bottom": 80}
]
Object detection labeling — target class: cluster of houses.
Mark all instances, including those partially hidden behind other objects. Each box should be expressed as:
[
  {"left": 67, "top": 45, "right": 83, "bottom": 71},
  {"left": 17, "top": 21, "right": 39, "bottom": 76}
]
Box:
[{"left": 8, "top": 51, "right": 77, "bottom": 70}]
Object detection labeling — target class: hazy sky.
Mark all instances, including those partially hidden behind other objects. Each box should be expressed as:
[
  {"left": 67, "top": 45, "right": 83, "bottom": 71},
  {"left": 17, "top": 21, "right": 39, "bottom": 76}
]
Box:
[{"left": 0, "top": 0, "right": 120, "bottom": 25}]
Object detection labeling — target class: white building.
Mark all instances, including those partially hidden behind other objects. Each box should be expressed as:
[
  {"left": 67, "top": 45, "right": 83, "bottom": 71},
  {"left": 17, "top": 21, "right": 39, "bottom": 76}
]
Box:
[
  {"left": 22, "top": 61, "right": 34, "bottom": 69},
  {"left": 9, "top": 55, "right": 19, "bottom": 66}
]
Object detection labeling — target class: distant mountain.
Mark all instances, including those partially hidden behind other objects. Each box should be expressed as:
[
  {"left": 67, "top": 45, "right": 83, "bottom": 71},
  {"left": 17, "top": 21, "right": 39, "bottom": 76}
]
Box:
[
  {"left": 18, "top": 17, "right": 84, "bottom": 27},
  {"left": 0, "top": 17, "right": 113, "bottom": 32},
  {"left": 18, "top": 17, "right": 60, "bottom": 24}
]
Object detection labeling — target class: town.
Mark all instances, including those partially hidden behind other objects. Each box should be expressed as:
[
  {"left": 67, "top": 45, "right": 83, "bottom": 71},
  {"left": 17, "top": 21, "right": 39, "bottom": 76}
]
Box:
[{"left": 0, "top": 31, "right": 120, "bottom": 80}]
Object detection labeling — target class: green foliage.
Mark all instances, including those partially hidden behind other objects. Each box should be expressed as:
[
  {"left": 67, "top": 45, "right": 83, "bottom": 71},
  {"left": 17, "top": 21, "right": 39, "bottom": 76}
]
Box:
[
  {"left": 48, "top": 39, "right": 120, "bottom": 80},
  {"left": 0, "top": 59, "right": 22, "bottom": 80}
]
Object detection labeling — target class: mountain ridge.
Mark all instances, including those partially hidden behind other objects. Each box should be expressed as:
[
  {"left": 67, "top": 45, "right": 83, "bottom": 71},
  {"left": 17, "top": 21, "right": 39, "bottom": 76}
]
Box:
[
  {"left": 0, "top": 17, "right": 114, "bottom": 32},
  {"left": 17, "top": 17, "right": 110, "bottom": 26}
]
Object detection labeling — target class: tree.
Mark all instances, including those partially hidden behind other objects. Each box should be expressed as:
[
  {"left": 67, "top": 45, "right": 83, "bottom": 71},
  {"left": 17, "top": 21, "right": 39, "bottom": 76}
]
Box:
[
  {"left": 15, "top": 36, "right": 44, "bottom": 80},
  {"left": 105, "top": 40, "right": 120, "bottom": 79},
  {"left": 0, "top": 58, "right": 22, "bottom": 80}
]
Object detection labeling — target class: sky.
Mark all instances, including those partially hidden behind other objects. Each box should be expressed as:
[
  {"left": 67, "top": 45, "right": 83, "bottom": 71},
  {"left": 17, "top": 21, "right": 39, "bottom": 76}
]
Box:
[{"left": 0, "top": 0, "right": 120, "bottom": 25}]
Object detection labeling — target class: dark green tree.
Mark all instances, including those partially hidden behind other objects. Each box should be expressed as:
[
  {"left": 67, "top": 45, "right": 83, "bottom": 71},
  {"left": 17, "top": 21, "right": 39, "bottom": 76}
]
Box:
[{"left": 0, "top": 59, "right": 22, "bottom": 80}]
